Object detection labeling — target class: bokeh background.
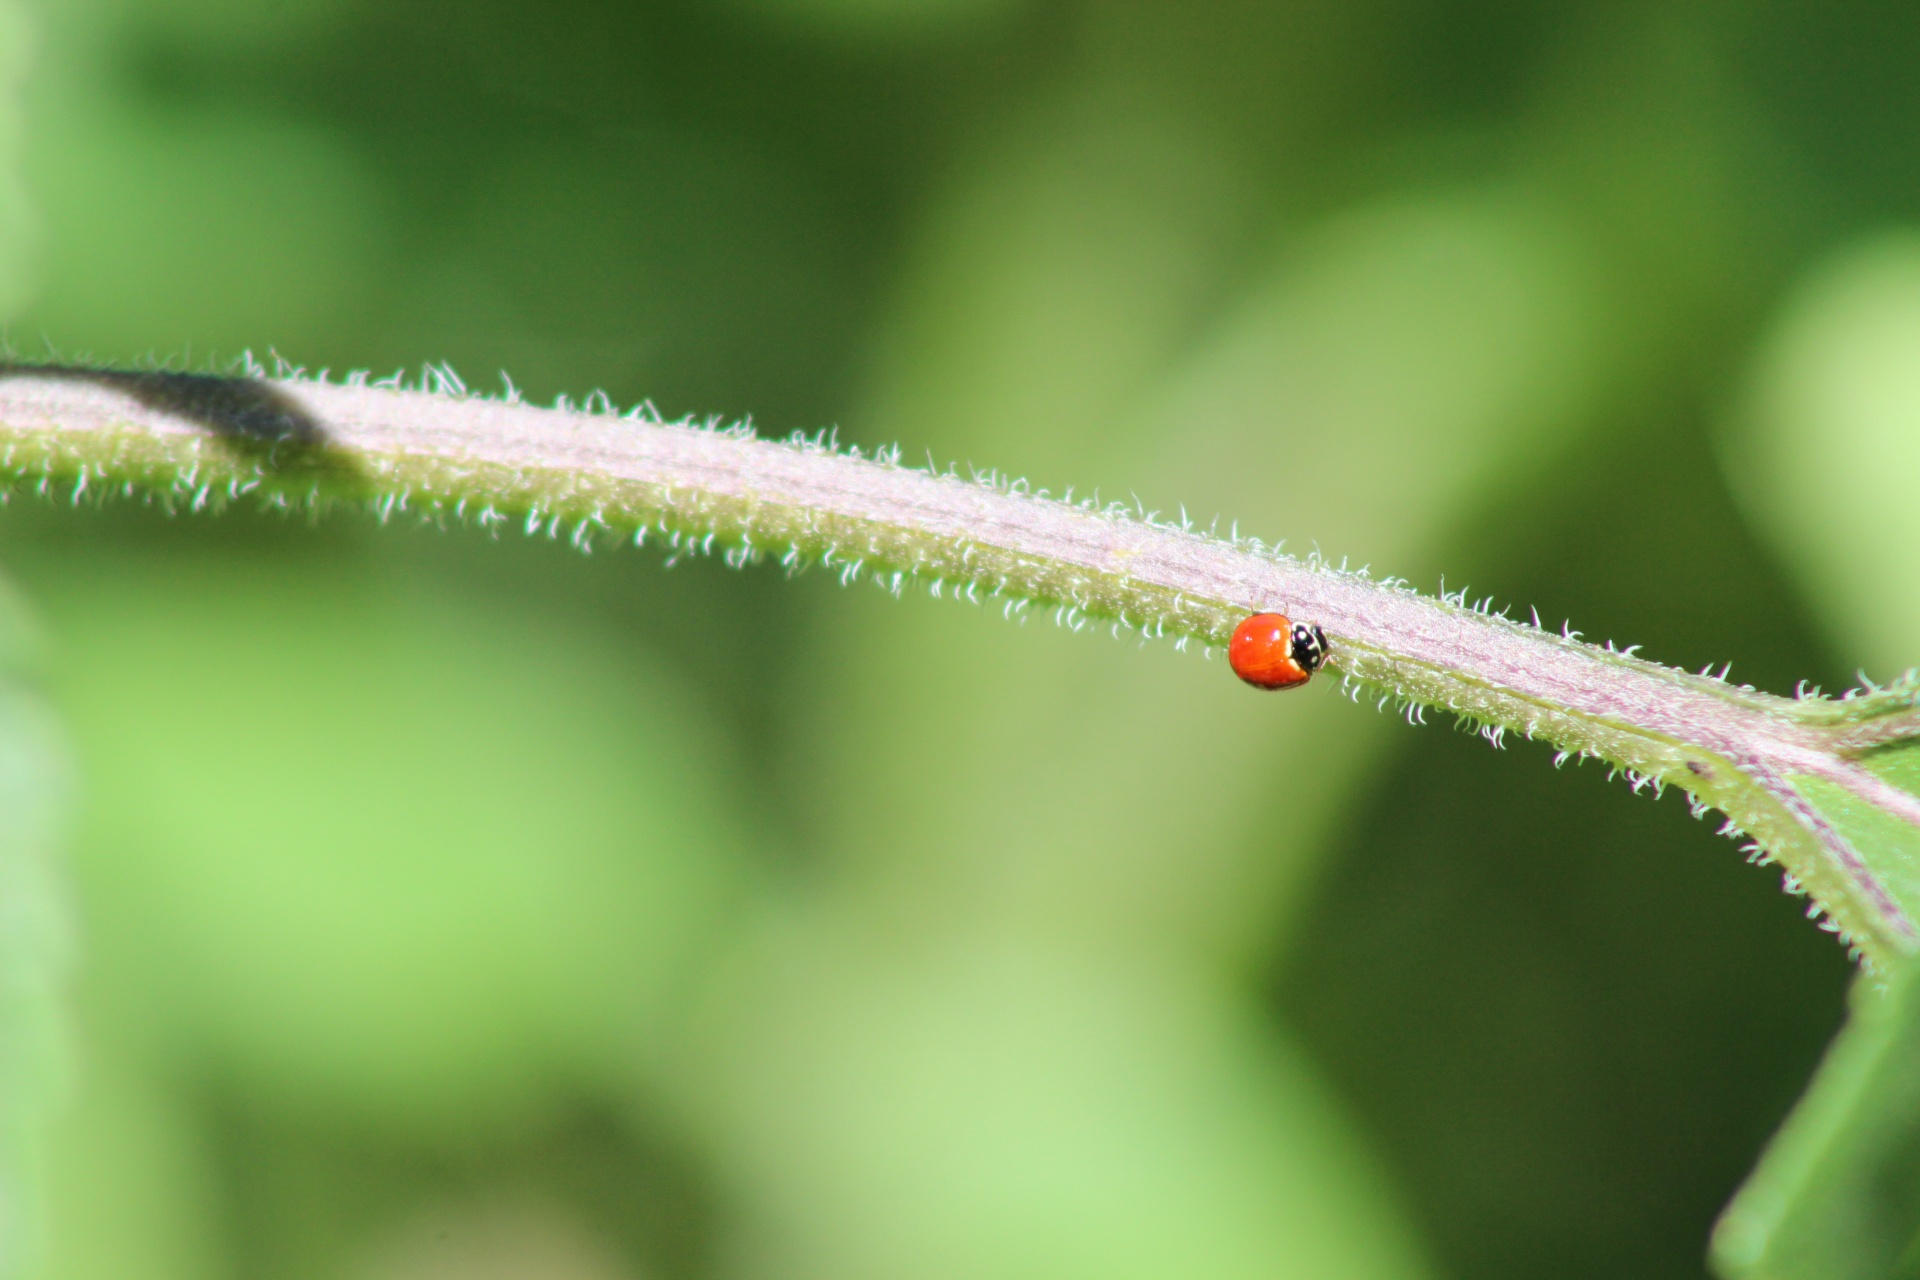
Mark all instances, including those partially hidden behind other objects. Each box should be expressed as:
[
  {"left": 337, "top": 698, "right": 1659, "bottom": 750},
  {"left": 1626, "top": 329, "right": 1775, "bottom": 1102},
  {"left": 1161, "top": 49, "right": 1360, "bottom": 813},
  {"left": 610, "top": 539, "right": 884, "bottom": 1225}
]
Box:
[{"left": 2, "top": 0, "right": 1920, "bottom": 1277}]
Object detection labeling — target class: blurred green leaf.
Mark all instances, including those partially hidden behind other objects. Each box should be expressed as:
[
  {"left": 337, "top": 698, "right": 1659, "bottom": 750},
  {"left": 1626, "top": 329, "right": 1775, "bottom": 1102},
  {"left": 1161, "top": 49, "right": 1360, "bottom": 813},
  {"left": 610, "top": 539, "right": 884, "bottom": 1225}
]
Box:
[
  {"left": 1717, "top": 233, "right": 1920, "bottom": 1278},
  {"left": 40, "top": 1052, "right": 225, "bottom": 1280},
  {"left": 1714, "top": 745, "right": 1920, "bottom": 1280},
  {"left": 1726, "top": 231, "right": 1920, "bottom": 683},
  {"left": 1713, "top": 950, "right": 1920, "bottom": 1279},
  {"left": 16, "top": 0, "right": 384, "bottom": 363},
  {"left": 12, "top": 517, "right": 751, "bottom": 1139},
  {"left": 0, "top": 595, "right": 70, "bottom": 1280},
  {"left": 0, "top": 0, "right": 32, "bottom": 317},
  {"left": 0, "top": 9, "right": 74, "bottom": 1278},
  {"left": 1867, "top": 742, "right": 1920, "bottom": 797},
  {"left": 728, "top": 0, "right": 1028, "bottom": 44},
  {"left": 0, "top": 506, "right": 761, "bottom": 1278}
]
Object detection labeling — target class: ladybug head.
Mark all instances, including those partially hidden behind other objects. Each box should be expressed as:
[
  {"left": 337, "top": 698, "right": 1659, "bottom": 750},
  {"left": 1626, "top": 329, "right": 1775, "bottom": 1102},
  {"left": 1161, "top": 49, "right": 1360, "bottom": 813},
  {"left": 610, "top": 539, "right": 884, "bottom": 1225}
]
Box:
[{"left": 1290, "top": 622, "right": 1330, "bottom": 675}]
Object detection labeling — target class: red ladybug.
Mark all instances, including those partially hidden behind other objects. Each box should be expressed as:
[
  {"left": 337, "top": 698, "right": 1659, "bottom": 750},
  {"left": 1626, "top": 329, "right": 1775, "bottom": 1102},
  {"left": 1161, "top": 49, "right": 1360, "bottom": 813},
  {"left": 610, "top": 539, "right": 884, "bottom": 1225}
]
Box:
[{"left": 1229, "top": 613, "right": 1330, "bottom": 690}]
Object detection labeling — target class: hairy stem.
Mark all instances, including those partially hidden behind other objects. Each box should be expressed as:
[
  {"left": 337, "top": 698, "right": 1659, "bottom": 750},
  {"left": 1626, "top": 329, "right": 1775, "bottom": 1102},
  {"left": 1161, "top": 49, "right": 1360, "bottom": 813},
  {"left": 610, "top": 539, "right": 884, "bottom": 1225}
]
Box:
[{"left": 2, "top": 363, "right": 1917, "bottom": 963}]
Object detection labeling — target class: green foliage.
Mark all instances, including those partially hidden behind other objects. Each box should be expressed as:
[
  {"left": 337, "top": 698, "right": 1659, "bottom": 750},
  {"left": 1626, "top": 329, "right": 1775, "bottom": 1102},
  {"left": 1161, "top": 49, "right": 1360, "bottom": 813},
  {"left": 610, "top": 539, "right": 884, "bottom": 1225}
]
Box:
[
  {"left": 0, "top": 8, "right": 71, "bottom": 1276},
  {"left": 0, "top": 587, "right": 68, "bottom": 1280},
  {"left": 1712, "top": 229, "right": 1920, "bottom": 1280},
  {"left": 1794, "top": 771, "right": 1920, "bottom": 940},
  {"left": 1714, "top": 954, "right": 1920, "bottom": 1279},
  {"left": 1726, "top": 233, "right": 1920, "bottom": 685},
  {"left": 0, "top": 508, "right": 752, "bottom": 1278},
  {"left": 0, "top": 0, "right": 30, "bottom": 319},
  {"left": 2, "top": 0, "right": 1919, "bottom": 1278},
  {"left": 1867, "top": 743, "right": 1920, "bottom": 798}
]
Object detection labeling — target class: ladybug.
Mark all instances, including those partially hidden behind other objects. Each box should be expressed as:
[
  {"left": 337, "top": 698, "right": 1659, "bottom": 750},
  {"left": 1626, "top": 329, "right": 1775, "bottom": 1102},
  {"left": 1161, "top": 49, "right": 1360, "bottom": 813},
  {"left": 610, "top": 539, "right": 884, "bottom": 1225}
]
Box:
[{"left": 1228, "top": 613, "right": 1330, "bottom": 691}]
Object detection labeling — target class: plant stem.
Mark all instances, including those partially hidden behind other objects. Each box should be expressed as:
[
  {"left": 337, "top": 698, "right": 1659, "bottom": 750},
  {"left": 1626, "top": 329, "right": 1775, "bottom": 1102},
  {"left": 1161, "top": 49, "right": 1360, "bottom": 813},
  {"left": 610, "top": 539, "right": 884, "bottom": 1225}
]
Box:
[{"left": 3, "top": 362, "right": 1917, "bottom": 963}]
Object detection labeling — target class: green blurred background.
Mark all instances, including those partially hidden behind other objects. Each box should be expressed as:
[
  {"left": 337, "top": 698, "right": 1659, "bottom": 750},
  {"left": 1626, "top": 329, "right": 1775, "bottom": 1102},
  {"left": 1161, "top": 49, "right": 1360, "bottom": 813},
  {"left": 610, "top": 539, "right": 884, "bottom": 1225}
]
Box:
[{"left": 2, "top": 0, "right": 1920, "bottom": 1276}]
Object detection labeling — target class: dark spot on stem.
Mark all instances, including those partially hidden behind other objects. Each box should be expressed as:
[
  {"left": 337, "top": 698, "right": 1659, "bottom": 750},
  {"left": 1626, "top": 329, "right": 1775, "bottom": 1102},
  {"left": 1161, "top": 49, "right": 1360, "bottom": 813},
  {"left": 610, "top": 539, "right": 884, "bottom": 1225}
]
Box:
[{"left": 0, "top": 363, "right": 359, "bottom": 480}]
